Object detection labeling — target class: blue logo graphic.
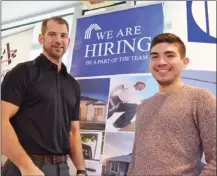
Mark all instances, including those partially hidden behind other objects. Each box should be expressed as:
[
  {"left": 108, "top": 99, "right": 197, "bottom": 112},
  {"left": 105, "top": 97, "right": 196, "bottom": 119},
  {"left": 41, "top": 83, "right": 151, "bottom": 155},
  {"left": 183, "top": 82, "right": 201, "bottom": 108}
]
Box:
[
  {"left": 84, "top": 24, "right": 102, "bottom": 40},
  {"left": 186, "top": 1, "right": 216, "bottom": 43}
]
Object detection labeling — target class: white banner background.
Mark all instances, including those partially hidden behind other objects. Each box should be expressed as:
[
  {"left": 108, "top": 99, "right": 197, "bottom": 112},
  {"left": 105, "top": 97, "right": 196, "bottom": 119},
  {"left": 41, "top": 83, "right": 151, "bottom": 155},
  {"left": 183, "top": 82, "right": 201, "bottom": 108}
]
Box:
[{"left": 1, "top": 27, "right": 34, "bottom": 82}]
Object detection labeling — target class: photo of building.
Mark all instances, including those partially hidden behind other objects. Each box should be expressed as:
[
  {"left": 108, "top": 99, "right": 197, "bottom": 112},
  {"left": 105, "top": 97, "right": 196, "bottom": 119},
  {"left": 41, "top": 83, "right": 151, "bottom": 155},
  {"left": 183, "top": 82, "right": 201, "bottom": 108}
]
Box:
[
  {"left": 80, "top": 96, "right": 107, "bottom": 130},
  {"left": 102, "top": 132, "right": 135, "bottom": 176},
  {"left": 102, "top": 153, "right": 132, "bottom": 176},
  {"left": 77, "top": 78, "right": 110, "bottom": 130}
]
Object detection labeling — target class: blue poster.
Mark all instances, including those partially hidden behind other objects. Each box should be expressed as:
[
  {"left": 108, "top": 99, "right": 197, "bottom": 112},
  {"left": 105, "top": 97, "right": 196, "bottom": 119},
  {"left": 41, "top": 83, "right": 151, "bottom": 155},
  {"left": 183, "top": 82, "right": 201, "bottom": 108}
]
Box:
[
  {"left": 186, "top": 1, "right": 216, "bottom": 44},
  {"left": 70, "top": 3, "right": 164, "bottom": 77}
]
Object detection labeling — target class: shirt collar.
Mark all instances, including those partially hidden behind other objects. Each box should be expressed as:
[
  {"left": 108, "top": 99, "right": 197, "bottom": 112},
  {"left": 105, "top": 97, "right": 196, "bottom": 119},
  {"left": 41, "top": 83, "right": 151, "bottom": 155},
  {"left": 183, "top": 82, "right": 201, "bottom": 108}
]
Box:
[{"left": 36, "top": 53, "right": 68, "bottom": 77}]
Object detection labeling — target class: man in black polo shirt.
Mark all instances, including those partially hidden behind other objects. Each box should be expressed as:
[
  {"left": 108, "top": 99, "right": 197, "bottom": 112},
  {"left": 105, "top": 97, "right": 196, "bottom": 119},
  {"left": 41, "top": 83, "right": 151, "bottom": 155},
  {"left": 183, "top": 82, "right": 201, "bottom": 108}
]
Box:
[{"left": 1, "top": 16, "right": 87, "bottom": 176}]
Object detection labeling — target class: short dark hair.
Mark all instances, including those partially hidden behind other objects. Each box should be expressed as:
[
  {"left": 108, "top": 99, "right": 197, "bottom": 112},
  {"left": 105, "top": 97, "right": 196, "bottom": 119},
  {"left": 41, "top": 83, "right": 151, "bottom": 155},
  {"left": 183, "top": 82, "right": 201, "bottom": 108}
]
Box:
[
  {"left": 150, "top": 33, "right": 186, "bottom": 58},
  {"left": 135, "top": 81, "right": 146, "bottom": 87},
  {"left": 41, "top": 16, "right": 69, "bottom": 34}
]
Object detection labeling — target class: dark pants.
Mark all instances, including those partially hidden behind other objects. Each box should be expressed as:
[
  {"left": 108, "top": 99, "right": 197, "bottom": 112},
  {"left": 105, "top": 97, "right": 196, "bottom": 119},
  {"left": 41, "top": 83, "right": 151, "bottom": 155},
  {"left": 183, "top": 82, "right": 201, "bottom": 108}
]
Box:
[
  {"left": 108, "top": 95, "right": 138, "bottom": 128},
  {"left": 113, "top": 103, "right": 138, "bottom": 128},
  {"left": 1, "top": 157, "right": 70, "bottom": 176}
]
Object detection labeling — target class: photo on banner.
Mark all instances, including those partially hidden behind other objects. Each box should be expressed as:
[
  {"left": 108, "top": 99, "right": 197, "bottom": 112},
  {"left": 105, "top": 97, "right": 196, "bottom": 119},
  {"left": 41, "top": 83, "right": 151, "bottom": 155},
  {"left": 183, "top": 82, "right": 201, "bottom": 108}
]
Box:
[
  {"left": 77, "top": 78, "right": 110, "bottom": 131},
  {"left": 68, "top": 130, "right": 105, "bottom": 176},
  {"left": 106, "top": 75, "right": 158, "bottom": 132},
  {"left": 70, "top": 3, "right": 165, "bottom": 77},
  {"left": 102, "top": 132, "right": 134, "bottom": 176}
]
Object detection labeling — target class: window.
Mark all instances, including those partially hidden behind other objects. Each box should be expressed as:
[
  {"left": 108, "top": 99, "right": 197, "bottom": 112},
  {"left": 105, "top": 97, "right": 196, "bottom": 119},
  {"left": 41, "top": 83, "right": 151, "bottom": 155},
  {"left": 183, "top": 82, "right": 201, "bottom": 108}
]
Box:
[
  {"left": 110, "top": 162, "right": 119, "bottom": 173},
  {"left": 94, "top": 108, "right": 103, "bottom": 116}
]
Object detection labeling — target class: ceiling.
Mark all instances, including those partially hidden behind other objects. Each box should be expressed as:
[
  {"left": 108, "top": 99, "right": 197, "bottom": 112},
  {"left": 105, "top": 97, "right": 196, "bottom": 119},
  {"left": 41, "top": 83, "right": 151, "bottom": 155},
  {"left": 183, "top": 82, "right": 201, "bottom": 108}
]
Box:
[{"left": 1, "top": 1, "right": 81, "bottom": 25}]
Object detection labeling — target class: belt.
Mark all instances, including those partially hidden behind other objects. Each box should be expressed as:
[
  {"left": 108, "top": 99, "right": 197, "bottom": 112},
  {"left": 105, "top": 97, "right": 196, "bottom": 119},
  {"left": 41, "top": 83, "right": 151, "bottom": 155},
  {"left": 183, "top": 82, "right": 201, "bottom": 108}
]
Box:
[{"left": 29, "top": 154, "right": 67, "bottom": 164}]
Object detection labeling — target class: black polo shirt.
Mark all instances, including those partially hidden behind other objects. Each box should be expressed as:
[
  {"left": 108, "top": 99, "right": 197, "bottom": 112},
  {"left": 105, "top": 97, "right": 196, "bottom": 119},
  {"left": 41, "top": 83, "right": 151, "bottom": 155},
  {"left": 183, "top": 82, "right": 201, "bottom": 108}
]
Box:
[{"left": 1, "top": 54, "right": 80, "bottom": 155}]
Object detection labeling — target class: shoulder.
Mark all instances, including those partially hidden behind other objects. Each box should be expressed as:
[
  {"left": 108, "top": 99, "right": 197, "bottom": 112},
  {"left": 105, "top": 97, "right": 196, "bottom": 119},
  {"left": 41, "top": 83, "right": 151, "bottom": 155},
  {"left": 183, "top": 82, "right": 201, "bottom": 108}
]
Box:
[
  {"left": 183, "top": 86, "right": 215, "bottom": 99},
  {"left": 123, "top": 82, "right": 133, "bottom": 89},
  {"left": 10, "top": 61, "right": 31, "bottom": 73},
  {"left": 138, "top": 95, "right": 156, "bottom": 110},
  {"left": 182, "top": 86, "right": 216, "bottom": 107},
  {"left": 3, "top": 60, "right": 36, "bottom": 80},
  {"left": 66, "top": 73, "right": 80, "bottom": 89}
]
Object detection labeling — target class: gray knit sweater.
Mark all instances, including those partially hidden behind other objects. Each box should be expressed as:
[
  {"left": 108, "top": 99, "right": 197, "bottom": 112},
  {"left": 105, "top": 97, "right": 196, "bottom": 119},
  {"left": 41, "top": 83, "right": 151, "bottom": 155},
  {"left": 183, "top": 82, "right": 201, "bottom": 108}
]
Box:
[{"left": 128, "top": 86, "right": 216, "bottom": 176}]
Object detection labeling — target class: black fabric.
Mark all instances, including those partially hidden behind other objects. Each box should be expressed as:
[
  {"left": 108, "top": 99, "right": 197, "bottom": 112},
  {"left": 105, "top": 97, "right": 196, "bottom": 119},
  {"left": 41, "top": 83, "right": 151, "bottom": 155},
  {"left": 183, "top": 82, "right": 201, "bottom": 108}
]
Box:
[
  {"left": 1, "top": 54, "right": 80, "bottom": 154},
  {"left": 1, "top": 158, "right": 70, "bottom": 176}
]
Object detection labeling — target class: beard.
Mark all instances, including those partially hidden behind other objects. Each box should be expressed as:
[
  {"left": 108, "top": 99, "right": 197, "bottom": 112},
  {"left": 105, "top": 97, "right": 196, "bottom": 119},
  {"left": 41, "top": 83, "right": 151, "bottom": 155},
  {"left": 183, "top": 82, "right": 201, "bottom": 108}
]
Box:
[
  {"left": 154, "top": 75, "right": 178, "bottom": 86},
  {"left": 156, "top": 79, "right": 174, "bottom": 86},
  {"left": 43, "top": 45, "right": 65, "bottom": 59}
]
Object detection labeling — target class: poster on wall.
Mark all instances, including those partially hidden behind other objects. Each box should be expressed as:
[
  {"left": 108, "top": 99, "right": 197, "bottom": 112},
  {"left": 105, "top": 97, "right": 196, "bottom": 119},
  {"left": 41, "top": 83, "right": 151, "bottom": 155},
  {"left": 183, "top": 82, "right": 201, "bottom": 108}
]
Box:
[
  {"left": 70, "top": 3, "right": 165, "bottom": 77},
  {"left": 77, "top": 78, "right": 110, "bottom": 131},
  {"left": 1, "top": 27, "right": 34, "bottom": 82}
]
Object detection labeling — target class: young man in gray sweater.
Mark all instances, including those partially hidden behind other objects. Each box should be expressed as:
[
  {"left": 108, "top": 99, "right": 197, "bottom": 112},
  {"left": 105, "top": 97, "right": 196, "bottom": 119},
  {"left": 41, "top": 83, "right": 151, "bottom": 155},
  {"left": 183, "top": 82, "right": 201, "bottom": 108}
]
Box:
[{"left": 128, "top": 33, "right": 216, "bottom": 176}]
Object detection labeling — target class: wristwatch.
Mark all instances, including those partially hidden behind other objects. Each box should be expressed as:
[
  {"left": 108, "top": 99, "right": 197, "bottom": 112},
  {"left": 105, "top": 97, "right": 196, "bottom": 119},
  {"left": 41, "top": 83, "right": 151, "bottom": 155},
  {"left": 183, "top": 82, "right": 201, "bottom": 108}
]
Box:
[{"left": 76, "top": 170, "right": 88, "bottom": 176}]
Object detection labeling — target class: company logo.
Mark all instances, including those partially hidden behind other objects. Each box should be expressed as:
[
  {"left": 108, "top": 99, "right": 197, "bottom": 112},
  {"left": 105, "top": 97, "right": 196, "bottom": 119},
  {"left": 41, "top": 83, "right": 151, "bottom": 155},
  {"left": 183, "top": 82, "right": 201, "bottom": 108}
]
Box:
[
  {"left": 83, "top": 24, "right": 151, "bottom": 64},
  {"left": 1, "top": 42, "right": 18, "bottom": 82},
  {"left": 1, "top": 43, "right": 17, "bottom": 66},
  {"left": 84, "top": 24, "right": 102, "bottom": 40},
  {"left": 186, "top": 1, "right": 216, "bottom": 43}
]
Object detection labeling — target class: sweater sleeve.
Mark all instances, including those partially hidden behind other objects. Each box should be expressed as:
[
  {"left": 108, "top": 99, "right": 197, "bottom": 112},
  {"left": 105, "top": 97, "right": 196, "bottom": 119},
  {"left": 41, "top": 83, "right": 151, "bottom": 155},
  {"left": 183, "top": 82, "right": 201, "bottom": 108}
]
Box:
[{"left": 195, "top": 89, "right": 216, "bottom": 175}]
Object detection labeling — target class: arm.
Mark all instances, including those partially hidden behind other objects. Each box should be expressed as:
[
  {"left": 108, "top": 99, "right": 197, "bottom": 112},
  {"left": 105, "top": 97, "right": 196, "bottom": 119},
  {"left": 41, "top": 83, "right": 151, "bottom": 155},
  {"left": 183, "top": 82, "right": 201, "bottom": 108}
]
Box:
[
  {"left": 69, "top": 81, "right": 86, "bottom": 175},
  {"left": 1, "top": 64, "right": 44, "bottom": 176},
  {"left": 195, "top": 89, "right": 216, "bottom": 175},
  {"left": 1, "top": 101, "right": 43, "bottom": 175},
  {"left": 69, "top": 121, "right": 86, "bottom": 171},
  {"left": 109, "top": 84, "right": 124, "bottom": 97},
  {"left": 109, "top": 84, "right": 124, "bottom": 107}
]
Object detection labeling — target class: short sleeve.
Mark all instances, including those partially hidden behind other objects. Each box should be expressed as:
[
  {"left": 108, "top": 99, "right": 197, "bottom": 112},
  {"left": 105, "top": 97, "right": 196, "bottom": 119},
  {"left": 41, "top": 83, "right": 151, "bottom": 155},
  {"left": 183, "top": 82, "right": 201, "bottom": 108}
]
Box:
[
  {"left": 71, "top": 81, "right": 81, "bottom": 121},
  {"left": 1, "top": 63, "right": 30, "bottom": 106}
]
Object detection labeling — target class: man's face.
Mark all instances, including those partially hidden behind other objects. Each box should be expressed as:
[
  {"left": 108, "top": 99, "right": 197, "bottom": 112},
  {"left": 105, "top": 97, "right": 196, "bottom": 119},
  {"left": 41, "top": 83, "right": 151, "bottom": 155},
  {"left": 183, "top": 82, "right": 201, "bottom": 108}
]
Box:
[
  {"left": 135, "top": 83, "right": 146, "bottom": 91},
  {"left": 149, "top": 43, "right": 189, "bottom": 86},
  {"left": 38, "top": 20, "right": 70, "bottom": 60}
]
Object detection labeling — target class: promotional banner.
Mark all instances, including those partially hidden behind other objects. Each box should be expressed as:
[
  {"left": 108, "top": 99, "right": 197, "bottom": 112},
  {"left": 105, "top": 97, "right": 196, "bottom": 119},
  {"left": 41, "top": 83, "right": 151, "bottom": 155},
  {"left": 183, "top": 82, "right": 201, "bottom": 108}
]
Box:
[
  {"left": 1, "top": 27, "right": 34, "bottom": 82},
  {"left": 67, "top": 3, "right": 166, "bottom": 175},
  {"left": 67, "top": 1, "right": 216, "bottom": 175},
  {"left": 70, "top": 3, "right": 164, "bottom": 77}
]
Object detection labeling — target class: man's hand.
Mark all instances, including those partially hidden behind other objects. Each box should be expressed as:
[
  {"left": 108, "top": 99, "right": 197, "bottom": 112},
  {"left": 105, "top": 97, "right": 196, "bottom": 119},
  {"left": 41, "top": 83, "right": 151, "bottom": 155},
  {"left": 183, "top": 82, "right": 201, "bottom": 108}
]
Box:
[{"left": 20, "top": 165, "right": 44, "bottom": 176}]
